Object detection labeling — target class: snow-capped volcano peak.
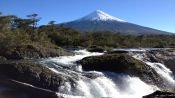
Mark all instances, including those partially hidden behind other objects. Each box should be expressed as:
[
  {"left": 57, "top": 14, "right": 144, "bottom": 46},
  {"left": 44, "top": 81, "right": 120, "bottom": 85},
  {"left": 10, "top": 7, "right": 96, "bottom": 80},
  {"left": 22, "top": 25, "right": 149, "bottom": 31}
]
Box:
[
  {"left": 79, "top": 10, "right": 125, "bottom": 22},
  {"left": 61, "top": 10, "right": 170, "bottom": 35}
]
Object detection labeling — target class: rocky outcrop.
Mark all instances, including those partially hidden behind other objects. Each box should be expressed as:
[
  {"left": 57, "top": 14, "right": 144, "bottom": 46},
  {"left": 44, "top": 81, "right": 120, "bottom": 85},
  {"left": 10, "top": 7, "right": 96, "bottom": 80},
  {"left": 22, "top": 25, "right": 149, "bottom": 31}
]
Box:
[
  {"left": 0, "top": 44, "right": 73, "bottom": 60},
  {"left": 78, "top": 53, "right": 164, "bottom": 87},
  {"left": 79, "top": 54, "right": 145, "bottom": 73},
  {"left": 0, "top": 77, "right": 58, "bottom": 98},
  {"left": 0, "top": 61, "right": 76, "bottom": 92},
  {"left": 143, "top": 90, "right": 175, "bottom": 98},
  {"left": 87, "top": 45, "right": 104, "bottom": 52},
  {"left": 146, "top": 49, "right": 175, "bottom": 73}
]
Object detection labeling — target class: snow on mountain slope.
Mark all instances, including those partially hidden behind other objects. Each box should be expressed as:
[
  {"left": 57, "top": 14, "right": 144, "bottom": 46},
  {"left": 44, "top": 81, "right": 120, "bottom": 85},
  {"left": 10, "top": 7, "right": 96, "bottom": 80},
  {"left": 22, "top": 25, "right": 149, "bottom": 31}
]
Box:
[
  {"left": 60, "top": 10, "right": 172, "bottom": 35},
  {"left": 79, "top": 10, "right": 125, "bottom": 22}
]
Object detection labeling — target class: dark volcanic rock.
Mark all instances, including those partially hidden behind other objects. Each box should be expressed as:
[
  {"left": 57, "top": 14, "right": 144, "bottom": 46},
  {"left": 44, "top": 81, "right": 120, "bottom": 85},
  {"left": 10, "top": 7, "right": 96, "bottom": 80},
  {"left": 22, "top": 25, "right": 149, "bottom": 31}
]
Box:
[
  {"left": 79, "top": 54, "right": 147, "bottom": 74},
  {"left": 0, "top": 77, "right": 58, "bottom": 98},
  {"left": 146, "top": 49, "right": 175, "bottom": 73},
  {"left": 78, "top": 53, "right": 164, "bottom": 88},
  {"left": 87, "top": 46, "right": 104, "bottom": 52},
  {"left": 0, "top": 44, "right": 73, "bottom": 60},
  {"left": 0, "top": 61, "right": 76, "bottom": 92},
  {"left": 143, "top": 90, "right": 175, "bottom": 98}
]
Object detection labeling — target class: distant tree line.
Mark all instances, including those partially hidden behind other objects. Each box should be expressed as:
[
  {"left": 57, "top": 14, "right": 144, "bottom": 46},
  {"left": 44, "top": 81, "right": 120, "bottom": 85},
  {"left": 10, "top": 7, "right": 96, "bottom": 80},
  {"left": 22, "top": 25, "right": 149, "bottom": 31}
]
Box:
[{"left": 0, "top": 12, "right": 175, "bottom": 51}]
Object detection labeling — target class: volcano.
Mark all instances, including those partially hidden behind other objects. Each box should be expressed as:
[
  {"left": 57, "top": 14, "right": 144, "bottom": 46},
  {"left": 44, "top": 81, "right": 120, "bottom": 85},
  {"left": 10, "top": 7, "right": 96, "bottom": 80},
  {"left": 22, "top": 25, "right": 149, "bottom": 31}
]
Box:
[{"left": 60, "top": 10, "right": 171, "bottom": 35}]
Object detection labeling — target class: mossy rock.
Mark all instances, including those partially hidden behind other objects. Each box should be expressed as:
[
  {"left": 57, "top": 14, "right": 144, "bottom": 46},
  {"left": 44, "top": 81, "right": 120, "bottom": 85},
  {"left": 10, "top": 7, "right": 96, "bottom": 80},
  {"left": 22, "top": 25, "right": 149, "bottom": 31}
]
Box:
[
  {"left": 0, "top": 61, "right": 76, "bottom": 92},
  {"left": 79, "top": 54, "right": 145, "bottom": 74},
  {"left": 78, "top": 53, "right": 165, "bottom": 88}
]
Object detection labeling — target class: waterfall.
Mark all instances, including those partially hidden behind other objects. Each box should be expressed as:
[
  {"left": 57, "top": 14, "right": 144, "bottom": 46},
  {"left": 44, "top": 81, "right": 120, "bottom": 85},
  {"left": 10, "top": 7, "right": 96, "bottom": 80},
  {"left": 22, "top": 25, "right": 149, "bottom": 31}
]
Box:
[
  {"left": 132, "top": 52, "right": 175, "bottom": 89},
  {"left": 55, "top": 72, "right": 157, "bottom": 98},
  {"left": 40, "top": 49, "right": 158, "bottom": 98}
]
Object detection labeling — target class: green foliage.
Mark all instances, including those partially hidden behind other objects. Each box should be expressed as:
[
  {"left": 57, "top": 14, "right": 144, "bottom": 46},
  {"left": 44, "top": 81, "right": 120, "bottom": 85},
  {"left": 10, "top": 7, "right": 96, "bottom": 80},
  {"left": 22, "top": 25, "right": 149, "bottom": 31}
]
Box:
[
  {"left": 0, "top": 12, "right": 175, "bottom": 55},
  {"left": 0, "top": 14, "right": 56, "bottom": 56},
  {"left": 0, "top": 15, "right": 16, "bottom": 32},
  {"left": 39, "top": 25, "right": 81, "bottom": 47}
]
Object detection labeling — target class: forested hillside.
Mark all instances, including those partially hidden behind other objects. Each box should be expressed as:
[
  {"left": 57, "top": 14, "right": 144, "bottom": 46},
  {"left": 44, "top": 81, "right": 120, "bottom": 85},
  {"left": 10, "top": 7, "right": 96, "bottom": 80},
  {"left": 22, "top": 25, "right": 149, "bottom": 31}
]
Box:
[{"left": 1, "top": 12, "right": 175, "bottom": 53}]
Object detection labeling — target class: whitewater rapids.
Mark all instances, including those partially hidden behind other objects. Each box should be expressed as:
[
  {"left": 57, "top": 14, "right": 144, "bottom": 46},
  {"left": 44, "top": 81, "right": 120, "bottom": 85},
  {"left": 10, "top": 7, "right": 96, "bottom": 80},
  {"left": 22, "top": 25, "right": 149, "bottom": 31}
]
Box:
[
  {"left": 40, "top": 49, "right": 175, "bottom": 98},
  {"left": 132, "top": 51, "right": 175, "bottom": 90}
]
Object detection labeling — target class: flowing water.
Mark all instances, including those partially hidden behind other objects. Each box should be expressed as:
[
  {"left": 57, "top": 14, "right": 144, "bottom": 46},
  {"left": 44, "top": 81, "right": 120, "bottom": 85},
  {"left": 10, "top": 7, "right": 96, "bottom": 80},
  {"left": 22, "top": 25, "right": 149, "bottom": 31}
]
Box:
[
  {"left": 39, "top": 49, "right": 169, "bottom": 98},
  {"left": 132, "top": 52, "right": 175, "bottom": 90},
  {"left": 0, "top": 49, "right": 174, "bottom": 98}
]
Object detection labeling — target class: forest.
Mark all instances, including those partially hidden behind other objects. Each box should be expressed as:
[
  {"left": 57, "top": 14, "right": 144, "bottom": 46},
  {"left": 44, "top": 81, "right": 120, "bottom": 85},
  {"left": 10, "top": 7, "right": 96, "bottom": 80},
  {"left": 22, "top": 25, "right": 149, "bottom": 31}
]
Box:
[{"left": 1, "top": 12, "right": 175, "bottom": 52}]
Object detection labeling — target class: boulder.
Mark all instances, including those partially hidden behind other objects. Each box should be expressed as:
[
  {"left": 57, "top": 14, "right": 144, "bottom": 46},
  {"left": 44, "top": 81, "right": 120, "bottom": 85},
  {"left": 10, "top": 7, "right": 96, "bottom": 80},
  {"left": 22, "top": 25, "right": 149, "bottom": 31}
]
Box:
[
  {"left": 78, "top": 53, "right": 164, "bottom": 88},
  {"left": 143, "top": 90, "right": 175, "bottom": 98},
  {"left": 0, "top": 61, "right": 76, "bottom": 92},
  {"left": 79, "top": 54, "right": 147, "bottom": 74},
  {"left": 0, "top": 77, "right": 58, "bottom": 98}
]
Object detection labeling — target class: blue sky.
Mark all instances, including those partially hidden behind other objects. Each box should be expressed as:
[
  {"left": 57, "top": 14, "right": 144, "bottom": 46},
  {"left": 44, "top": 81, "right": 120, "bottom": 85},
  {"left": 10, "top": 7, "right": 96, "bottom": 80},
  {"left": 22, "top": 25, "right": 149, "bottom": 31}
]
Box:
[{"left": 0, "top": 0, "right": 175, "bottom": 33}]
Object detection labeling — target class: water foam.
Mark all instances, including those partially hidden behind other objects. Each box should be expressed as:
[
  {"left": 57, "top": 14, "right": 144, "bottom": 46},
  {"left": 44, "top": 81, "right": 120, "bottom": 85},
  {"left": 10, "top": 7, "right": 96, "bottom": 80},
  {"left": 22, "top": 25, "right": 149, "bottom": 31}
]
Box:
[
  {"left": 40, "top": 49, "right": 158, "bottom": 98},
  {"left": 132, "top": 52, "right": 175, "bottom": 89}
]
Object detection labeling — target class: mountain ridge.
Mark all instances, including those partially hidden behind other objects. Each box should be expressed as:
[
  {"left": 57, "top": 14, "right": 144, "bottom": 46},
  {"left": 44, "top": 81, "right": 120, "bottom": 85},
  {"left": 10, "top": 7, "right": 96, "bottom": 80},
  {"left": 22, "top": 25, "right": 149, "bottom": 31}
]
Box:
[{"left": 60, "top": 10, "right": 172, "bottom": 35}]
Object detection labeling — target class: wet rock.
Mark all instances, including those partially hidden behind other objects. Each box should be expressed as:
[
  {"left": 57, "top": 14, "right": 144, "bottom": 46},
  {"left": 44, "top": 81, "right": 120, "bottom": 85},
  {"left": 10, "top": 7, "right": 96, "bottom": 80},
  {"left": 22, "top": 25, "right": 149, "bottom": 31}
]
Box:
[
  {"left": 79, "top": 54, "right": 147, "bottom": 74},
  {"left": 146, "top": 49, "right": 175, "bottom": 73},
  {"left": 78, "top": 53, "right": 164, "bottom": 88},
  {"left": 82, "top": 72, "right": 104, "bottom": 79},
  {"left": 87, "top": 45, "right": 104, "bottom": 52},
  {"left": 0, "top": 61, "right": 76, "bottom": 92},
  {"left": 0, "top": 77, "right": 58, "bottom": 98},
  {"left": 143, "top": 90, "right": 175, "bottom": 98}
]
